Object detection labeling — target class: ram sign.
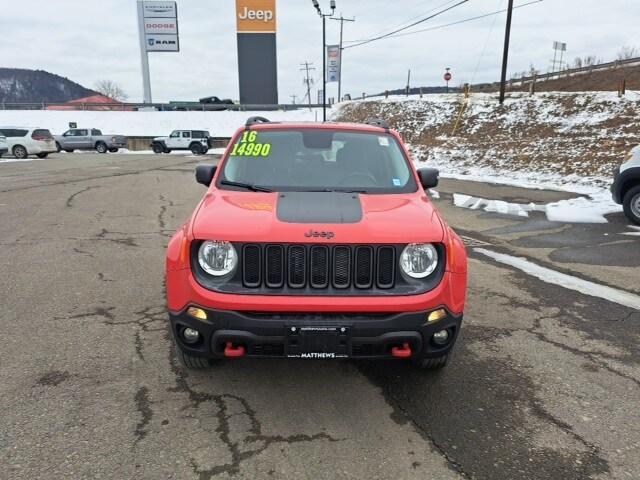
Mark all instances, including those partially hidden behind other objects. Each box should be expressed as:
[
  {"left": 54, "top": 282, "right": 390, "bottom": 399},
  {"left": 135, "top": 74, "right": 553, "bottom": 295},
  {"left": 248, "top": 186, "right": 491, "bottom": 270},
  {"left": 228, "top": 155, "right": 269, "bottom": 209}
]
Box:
[{"left": 142, "top": 0, "right": 179, "bottom": 52}]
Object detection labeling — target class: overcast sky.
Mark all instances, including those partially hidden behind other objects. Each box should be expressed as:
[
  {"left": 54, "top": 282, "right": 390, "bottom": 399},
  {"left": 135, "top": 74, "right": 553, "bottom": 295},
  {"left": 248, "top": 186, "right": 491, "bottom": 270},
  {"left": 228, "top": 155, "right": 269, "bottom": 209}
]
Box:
[{"left": 3, "top": 0, "right": 639, "bottom": 102}]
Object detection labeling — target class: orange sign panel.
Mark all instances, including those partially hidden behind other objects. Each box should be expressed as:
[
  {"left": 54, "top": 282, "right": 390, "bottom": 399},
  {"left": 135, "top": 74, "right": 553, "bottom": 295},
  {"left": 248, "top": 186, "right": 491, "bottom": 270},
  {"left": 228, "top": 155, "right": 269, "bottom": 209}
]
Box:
[{"left": 236, "top": 0, "right": 277, "bottom": 33}]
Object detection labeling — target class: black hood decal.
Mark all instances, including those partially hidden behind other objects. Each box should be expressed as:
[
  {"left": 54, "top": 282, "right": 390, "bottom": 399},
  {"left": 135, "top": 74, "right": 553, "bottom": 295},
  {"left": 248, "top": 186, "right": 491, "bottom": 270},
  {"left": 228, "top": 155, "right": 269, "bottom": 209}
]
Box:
[{"left": 276, "top": 192, "right": 363, "bottom": 224}]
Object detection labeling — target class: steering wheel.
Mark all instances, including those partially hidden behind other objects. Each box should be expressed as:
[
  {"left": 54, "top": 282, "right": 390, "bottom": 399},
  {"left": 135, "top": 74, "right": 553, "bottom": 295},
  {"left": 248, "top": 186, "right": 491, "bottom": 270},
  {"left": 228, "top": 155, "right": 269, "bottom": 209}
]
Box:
[{"left": 338, "top": 172, "right": 378, "bottom": 187}]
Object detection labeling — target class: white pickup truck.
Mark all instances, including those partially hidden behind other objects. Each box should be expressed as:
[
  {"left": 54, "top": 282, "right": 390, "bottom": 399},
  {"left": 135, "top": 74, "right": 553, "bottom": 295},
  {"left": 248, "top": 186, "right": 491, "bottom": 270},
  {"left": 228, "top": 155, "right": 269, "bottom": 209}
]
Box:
[
  {"left": 151, "top": 130, "right": 211, "bottom": 155},
  {"left": 55, "top": 128, "right": 127, "bottom": 154}
]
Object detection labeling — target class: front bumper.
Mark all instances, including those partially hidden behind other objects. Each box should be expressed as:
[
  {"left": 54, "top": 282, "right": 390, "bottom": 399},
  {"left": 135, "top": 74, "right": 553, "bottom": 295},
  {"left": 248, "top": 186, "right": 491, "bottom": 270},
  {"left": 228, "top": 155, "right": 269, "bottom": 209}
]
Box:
[
  {"left": 169, "top": 307, "right": 462, "bottom": 360},
  {"left": 0, "top": 147, "right": 7, "bottom": 155}
]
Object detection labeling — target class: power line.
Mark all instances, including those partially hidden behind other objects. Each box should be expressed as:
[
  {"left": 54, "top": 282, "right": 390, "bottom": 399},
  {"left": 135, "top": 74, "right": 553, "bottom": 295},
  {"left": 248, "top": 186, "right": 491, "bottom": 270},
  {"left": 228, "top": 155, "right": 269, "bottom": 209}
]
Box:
[
  {"left": 344, "top": 0, "right": 542, "bottom": 44},
  {"left": 343, "top": 0, "right": 471, "bottom": 50}
]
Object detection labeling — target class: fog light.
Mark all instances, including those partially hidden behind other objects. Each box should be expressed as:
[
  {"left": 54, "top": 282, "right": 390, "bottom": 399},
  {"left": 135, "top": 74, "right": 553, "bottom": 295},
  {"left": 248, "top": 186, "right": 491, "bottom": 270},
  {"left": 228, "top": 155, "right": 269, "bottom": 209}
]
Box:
[
  {"left": 187, "top": 307, "right": 207, "bottom": 320},
  {"left": 432, "top": 329, "right": 450, "bottom": 345},
  {"left": 182, "top": 327, "right": 200, "bottom": 344},
  {"left": 427, "top": 308, "right": 447, "bottom": 323}
]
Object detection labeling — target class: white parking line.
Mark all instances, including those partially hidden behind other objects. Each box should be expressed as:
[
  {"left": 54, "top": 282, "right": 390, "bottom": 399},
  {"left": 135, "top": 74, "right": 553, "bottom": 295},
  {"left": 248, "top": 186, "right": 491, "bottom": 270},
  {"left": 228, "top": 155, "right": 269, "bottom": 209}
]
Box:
[{"left": 475, "top": 248, "right": 640, "bottom": 310}]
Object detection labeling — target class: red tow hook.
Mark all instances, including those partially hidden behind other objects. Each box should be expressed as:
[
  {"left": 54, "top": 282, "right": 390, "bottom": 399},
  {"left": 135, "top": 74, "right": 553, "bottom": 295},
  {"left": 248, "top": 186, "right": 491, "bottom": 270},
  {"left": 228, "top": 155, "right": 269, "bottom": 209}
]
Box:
[
  {"left": 224, "top": 342, "right": 246, "bottom": 358},
  {"left": 391, "top": 343, "right": 412, "bottom": 358}
]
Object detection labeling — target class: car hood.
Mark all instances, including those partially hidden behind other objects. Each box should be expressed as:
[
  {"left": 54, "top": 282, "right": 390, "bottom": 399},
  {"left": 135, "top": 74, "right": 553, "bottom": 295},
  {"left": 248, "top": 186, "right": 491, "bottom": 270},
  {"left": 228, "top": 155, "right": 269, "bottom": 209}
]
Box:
[
  {"left": 154, "top": 136, "right": 170, "bottom": 142},
  {"left": 192, "top": 190, "right": 444, "bottom": 244}
]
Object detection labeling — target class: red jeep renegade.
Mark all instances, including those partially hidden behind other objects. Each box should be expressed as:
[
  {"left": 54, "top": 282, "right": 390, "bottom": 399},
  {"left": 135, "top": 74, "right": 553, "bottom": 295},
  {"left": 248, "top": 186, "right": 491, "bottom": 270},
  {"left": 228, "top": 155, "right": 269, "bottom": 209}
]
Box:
[{"left": 166, "top": 117, "right": 467, "bottom": 369}]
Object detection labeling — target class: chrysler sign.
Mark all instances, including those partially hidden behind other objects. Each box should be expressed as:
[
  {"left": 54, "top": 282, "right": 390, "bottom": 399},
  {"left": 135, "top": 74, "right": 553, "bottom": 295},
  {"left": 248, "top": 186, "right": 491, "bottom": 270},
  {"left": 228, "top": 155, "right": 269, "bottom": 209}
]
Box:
[{"left": 142, "top": 1, "right": 177, "bottom": 18}]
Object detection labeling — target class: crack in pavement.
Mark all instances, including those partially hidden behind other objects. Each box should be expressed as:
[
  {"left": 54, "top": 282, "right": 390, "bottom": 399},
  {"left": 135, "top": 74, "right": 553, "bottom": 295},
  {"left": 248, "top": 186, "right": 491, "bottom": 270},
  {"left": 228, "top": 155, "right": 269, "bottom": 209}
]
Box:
[
  {"left": 66, "top": 185, "right": 100, "bottom": 208},
  {"left": 164, "top": 329, "right": 343, "bottom": 479},
  {"left": 134, "top": 386, "right": 153, "bottom": 445}
]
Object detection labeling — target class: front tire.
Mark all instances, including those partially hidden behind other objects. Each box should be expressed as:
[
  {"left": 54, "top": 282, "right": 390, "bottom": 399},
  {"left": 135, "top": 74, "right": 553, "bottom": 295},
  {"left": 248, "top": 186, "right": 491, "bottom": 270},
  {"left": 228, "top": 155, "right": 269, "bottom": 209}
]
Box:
[
  {"left": 95, "top": 142, "right": 108, "bottom": 154},
  {"left": 623, "top": 185, "right": 640, "bottom": 225},
  {"left": 13, "top": 145, "right": 28, "bottom": 159},
  {"left": 176, "top": 345, "right": 214, "bottom": 369},
  {"left": 412, "top": 353, "right": 450, "bottom": 370},
  {"left": 152, "top": 143, "right": 165, "bottom": 154},
  {"left": 36, "top": 152, "right": 48, "bottom": 159}
]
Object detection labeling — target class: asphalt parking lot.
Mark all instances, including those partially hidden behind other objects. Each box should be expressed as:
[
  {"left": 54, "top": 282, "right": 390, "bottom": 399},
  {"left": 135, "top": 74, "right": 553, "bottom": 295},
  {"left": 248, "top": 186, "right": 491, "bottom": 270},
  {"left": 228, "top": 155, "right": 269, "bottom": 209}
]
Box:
[{"left": 1, "top": 153, "right": 639, "bottom": 479}]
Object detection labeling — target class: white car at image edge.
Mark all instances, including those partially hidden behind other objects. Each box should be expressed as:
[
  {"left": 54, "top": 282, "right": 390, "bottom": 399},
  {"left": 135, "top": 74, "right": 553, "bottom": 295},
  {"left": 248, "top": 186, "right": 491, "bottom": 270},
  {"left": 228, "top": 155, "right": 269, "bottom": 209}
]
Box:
[
  {"left": 0, "top": 133, "right": 8, "bottom": 157},
  {"left": 0, "top": 127, "right": 57, "bottom": 159},
  {"left": 611, "top": 145, "right": 640, "bottom": 225}
]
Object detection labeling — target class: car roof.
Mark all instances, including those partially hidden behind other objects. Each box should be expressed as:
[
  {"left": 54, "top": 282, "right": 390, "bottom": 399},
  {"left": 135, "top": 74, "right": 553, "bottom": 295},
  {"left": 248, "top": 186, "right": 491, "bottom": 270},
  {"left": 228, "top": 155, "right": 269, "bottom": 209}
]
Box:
[{"left": 246, "top": 121, "right": 392, "bottom": 134}]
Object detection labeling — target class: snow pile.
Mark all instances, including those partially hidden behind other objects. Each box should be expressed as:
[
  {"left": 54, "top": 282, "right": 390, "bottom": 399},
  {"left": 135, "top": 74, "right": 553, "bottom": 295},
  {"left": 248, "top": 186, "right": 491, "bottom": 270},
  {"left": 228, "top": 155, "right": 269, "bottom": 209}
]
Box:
[
  {"left": 0, "top": 108, "right": 323, "bottom": 137},
  {"left": 334, "top": 92, "right": 640, "bottom": 187}
]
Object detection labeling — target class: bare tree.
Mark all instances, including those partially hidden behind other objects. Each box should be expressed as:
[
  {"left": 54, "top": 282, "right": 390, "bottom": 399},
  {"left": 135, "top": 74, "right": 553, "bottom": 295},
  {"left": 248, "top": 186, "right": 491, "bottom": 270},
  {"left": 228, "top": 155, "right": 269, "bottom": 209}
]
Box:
[
  {"left": 572, "top": 57, "right": 583, "bottom": 68},
  {"left": 94, "top": 80, "right": 128, "bottom": 102},
  {"left": 617, "top": 46, "right": 638, "bottom": 61}
]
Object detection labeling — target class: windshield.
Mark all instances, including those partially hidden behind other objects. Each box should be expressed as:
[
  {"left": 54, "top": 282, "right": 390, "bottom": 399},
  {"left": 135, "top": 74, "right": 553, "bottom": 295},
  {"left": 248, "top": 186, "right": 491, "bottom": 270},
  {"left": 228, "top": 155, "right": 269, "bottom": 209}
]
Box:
[{"left": 218, "top": 129, "right": 417, "bottom": 194}]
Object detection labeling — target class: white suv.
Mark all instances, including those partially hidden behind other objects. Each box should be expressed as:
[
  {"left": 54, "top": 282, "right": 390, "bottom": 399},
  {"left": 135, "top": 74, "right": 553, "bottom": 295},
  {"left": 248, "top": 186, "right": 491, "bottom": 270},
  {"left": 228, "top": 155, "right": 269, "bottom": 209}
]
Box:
[
  {"left": 0, "top": 127, "right": 57, "bottom": 159},
  {"left": 611, "top": 145, "right": 640, "bottom": 224},
  {"left": 151, "top": 130, "right": 211, "bottom": 155}
]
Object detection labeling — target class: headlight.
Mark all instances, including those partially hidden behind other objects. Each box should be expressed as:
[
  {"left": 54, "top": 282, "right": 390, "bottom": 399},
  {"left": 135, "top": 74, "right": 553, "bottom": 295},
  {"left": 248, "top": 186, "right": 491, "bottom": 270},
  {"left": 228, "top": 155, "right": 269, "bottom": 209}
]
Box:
[
  {"left": 400, "top": 243, "right": 438, "bottom": 278},
  {"left": 198, "top": 241, "right": 237, "bottom": 276}
]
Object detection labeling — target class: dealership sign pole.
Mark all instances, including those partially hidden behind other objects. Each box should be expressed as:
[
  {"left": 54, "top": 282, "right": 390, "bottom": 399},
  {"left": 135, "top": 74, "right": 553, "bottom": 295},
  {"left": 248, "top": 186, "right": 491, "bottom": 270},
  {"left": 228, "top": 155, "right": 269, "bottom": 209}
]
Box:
[{"left": 137, "top": 1, "right": 179, "bottom": 104}]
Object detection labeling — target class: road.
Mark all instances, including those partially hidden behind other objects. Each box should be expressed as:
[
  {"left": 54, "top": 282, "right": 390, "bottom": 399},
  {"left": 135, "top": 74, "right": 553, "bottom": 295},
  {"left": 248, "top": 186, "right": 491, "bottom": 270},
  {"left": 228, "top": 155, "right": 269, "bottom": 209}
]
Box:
[{"left": 0, "top": 153, "right": 638, "bottom": 479}]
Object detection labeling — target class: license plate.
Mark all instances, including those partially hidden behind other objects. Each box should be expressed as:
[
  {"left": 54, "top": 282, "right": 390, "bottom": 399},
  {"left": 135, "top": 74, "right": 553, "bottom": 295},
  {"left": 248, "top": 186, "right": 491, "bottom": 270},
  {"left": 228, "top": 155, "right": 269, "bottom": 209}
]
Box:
[{"left": 286, "top": 326, "right": 350, "bottom": 359}]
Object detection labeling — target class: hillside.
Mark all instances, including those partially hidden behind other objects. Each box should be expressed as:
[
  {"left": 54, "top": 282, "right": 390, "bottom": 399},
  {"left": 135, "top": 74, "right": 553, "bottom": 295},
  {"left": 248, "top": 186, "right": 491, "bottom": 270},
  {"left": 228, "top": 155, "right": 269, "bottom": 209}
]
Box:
[
  {"left": 0, "top": 68, "right": 96, "bottom": 103},
  {"left": 334, "top": 92, "right": 640, "bottom": 188}
]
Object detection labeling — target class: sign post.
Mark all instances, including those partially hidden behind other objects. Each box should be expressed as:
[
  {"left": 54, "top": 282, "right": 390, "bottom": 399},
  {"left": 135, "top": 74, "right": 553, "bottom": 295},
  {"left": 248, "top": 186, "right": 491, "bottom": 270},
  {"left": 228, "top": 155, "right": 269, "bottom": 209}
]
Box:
[
  {"left": 235, "top": 0, "right": 278, "bottom": 105},
  {"left": 137, "top": 1, "right": 179, "bottom": 103},
  {"left": 444, "top": 68, "right": 452, "bottom": 94}
]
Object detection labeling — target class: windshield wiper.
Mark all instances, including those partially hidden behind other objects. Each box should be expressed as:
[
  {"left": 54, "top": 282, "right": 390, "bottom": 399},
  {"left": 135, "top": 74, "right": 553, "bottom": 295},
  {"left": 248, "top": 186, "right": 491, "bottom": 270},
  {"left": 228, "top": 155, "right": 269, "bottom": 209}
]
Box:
[{"left": 220, "top": 180, "right": 273, "bottom": 192}]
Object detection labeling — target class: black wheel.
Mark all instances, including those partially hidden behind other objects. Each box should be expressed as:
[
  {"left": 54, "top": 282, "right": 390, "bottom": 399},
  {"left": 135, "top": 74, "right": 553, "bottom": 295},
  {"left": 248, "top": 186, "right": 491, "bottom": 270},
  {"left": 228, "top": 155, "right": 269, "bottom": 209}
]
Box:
[
  {"left": 95, "top": 142, "right": 108, "bottom": 154},
  {"left": 108, "top": 148, "right": 118, "bottom": 153},
  {"left": 176, "top": 345, "right": 214, "bottom": 369},
  {"left": 64, "top": 149, "right": 74, "bottom": 153},
  {"left": 190, "top": 143, "right": 203, "bottom": 155},
  {"left": 13, "top": 145, "right": 28, "bottom": 159},
  {"left": 412, "top": 353, "right": 450, "bottom": 370},
  {"left": 55, "top": 142, "right": 62, "bottom": 153},
  {"left": 623, "top": 185, "right": 640, "bottom": 225},
  {"left": 152, "top": 143, "right": 164, "bottom": 154},
  {"left": 201, "top": 148, "right": 209, "bottom": 155},
  {"left": 36, "top": 152, "right": 48, "bottom": 159}
]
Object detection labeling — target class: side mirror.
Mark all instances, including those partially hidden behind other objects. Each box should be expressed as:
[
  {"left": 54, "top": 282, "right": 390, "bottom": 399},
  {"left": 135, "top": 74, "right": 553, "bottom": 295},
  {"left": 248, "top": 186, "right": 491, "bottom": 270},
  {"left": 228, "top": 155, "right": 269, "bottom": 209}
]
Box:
[
  {"left": 195, "top": 165, "right": 217, "bottom": 187},
  {"left": 417, "top": 167, "right": 439, "bottom": 189}
]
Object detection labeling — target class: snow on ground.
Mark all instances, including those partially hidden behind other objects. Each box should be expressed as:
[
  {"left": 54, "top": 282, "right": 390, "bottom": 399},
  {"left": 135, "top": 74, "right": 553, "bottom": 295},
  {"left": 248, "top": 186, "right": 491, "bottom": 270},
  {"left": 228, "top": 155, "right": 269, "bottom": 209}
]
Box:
[{"left": 0, "top": 108, "right": 323, "bottom": 137}]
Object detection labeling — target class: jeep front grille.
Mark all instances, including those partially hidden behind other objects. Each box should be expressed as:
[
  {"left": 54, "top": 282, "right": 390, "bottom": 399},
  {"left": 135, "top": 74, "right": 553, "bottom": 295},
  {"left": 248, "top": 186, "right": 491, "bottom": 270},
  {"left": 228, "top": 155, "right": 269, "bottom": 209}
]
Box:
[{"left": 242, "top": 244, "right": 396, "bottom": 291}]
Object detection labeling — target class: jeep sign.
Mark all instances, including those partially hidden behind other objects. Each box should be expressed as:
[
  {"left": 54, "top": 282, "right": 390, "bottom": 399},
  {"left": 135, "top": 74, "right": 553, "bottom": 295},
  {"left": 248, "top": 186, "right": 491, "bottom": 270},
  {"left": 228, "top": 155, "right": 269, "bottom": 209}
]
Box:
[{"left": 236, "top": 0, "right": 276, "bottom": 33}]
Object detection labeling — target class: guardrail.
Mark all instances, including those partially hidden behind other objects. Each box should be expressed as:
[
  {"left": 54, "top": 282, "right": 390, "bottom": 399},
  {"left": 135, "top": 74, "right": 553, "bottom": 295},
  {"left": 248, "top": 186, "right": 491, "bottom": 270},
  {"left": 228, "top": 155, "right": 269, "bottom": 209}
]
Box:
[
  {"left": 0, "top": 102, "right": 324, "bottom": 112},
  {"left": 512, "top": 56, "right": 640, "bottom": 85}
]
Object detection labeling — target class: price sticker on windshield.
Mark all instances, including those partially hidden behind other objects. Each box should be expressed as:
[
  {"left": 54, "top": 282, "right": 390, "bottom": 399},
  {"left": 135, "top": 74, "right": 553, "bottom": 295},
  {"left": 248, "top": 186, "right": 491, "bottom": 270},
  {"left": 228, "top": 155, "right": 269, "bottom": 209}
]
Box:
[{"left": 230, "top": 131, "right": 271, "bottom": 157}]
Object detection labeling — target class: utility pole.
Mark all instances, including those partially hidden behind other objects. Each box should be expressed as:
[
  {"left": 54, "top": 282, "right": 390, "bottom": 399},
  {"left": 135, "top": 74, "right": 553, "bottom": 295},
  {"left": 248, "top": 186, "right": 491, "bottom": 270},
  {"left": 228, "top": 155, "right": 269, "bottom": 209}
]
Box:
[
  {"left": 499, "top": 0, "right": 514, "bottom": 104},
  {"left": 300, "top": 61, "right": 316, "bottom": 109},
  {"left": 312, "top": 0, "right": 336, "bottom": 121},
  {"left": 406, "top": 69, "right": 411, "bottom": 96},
  {"left": 330, "top": 14, "right": 355, "bottom": 102}
]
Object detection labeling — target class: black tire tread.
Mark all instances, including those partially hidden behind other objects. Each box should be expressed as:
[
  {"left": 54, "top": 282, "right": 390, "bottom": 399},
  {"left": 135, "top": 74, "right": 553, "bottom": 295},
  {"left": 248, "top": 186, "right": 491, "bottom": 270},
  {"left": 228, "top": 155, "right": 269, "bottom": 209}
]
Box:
[
  {"left": 177, "top": 347, "right": 214, "bottom": 369},
  {"left": 622, "top": 185, "right": 640, "bottom": 225},
  {"left": 413, "top": 353, "right": 449, "bottom": 370}
]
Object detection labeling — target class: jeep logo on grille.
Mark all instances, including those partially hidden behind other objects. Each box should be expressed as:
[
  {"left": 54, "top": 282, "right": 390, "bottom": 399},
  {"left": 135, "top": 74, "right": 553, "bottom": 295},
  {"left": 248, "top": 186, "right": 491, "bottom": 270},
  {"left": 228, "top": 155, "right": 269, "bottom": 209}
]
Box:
[{"left": 304, "top": 229, "right": 335, "bottom": 240}]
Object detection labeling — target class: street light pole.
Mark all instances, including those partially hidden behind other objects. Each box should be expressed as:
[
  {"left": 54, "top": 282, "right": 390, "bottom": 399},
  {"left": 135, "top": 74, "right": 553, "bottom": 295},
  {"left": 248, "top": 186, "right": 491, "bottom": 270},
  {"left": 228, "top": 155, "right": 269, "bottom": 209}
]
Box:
[
  {"left": 312, "top": 0, "right": 335, "bottom": 122},
  {"left": 330, "top": 15, "right": 355, "bottom": 103}
]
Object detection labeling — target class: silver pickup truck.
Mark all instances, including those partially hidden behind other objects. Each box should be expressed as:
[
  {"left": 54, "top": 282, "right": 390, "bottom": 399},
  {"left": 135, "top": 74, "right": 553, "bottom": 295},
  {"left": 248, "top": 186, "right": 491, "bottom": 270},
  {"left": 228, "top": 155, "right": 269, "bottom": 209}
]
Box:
[{"left": 55, "top": 128, "right": 127, "bottom": 153}]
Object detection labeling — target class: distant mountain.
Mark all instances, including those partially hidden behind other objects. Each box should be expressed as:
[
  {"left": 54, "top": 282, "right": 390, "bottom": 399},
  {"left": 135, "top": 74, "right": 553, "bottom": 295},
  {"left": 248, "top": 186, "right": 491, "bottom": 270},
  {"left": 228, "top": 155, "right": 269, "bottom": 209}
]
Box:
[{"left": 0, "top": 68, "right": 97, "bottom": 104}]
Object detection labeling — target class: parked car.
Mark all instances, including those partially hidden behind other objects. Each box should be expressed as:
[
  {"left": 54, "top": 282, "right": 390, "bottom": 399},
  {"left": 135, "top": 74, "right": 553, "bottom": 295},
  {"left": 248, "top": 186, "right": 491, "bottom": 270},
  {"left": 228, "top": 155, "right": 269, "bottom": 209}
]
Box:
[
  {"left": 199, "top": 96, "right": 234, "bottom": 111},
  {"left": 0, "top": 127, "right": 57, "bottom": 159},
  {"left": 151, "top": 130, "right": 211, "bottom": 155},
  {"left": 166, "top": 116, "right": 468, "bottom": 370},
  {"left": 0, "top": 133, "right": 8, "bottom": 157},
  {"left": 612, "top": 145, "right": 640, "bottom": 224},
  {"left": 54, "top": 128, "right": 127, "bottom": 154}
]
